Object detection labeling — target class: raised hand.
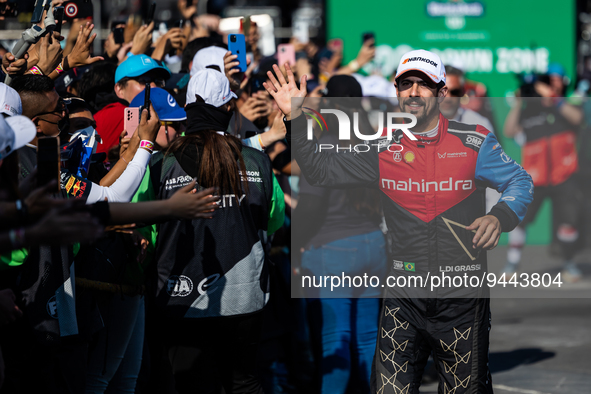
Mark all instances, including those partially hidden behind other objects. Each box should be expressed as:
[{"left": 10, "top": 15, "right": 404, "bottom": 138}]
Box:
[
  {"left": 263, "top": 63, "right": 307, "bottom": 120},
  {"left": 151, "top": 27, "right": 185, "bottom": 61},
  {"left": 130, "top": 21, "right": 154, "bottom": 56},
  {"left": 65, "top": 22, "right": 104, "bottom": 69},
  {"left": 137, "top": 103, "right": 160, "bottom": 144},
  {"left": 240, "top": 95, "right": 269, "bottom": 122},
  {"left": 1, "top": 52, "right": 29, "bottom": 76},
  {"left": 36, "top": 33, "right": 63, "bottom": 74}
]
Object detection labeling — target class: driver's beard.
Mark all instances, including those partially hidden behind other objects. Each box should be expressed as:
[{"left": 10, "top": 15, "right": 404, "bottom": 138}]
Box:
[{"left": 412, "top": 102, "right": 439, "bottom": 130}]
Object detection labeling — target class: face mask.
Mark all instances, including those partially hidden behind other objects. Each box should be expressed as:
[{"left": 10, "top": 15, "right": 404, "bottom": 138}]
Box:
[{"left": 58, "top": 115, "right": 70, "bottom": 136}]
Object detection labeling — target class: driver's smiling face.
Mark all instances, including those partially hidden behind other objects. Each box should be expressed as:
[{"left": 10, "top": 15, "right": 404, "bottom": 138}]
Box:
[{"left": 396, "top": 71, "right": 445, "bottom": 129}]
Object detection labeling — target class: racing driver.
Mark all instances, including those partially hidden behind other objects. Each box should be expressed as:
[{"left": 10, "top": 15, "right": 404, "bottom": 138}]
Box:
[{"left": 264, "top": 49, "right": 533, "bottom": 393}]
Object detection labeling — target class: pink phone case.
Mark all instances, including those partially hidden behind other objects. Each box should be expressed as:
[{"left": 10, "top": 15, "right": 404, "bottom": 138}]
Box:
[
  {"left": 277, "top": 44, "right": 296, "bottom": 67},
  {"left": 124, "top": 107, "right": 140, "bottom": 138}
]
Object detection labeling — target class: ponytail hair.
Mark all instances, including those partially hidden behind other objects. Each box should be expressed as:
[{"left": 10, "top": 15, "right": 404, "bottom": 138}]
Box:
[{"left": 167, "top": 131, "right": 249, "bottom": 198}]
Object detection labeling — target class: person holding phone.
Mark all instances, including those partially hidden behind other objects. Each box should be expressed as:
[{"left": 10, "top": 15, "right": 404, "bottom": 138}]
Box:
[{"left": 94, "top": 54, "right": 171, "bottom": 156}]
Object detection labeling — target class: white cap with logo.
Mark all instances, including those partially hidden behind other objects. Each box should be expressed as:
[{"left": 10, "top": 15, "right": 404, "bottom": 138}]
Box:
[
  {"left": 0, "top": 82, "right": 23, "bottom": 117},
  {"left": 0, "top": 115, "right": 37, "bottom": 160},
  {"left": 395, "top": 49, "right": 446, "bottom": 85},
  {"left": 190, "top": 46, "right": 228, "bottom": 77},
  {"left": 186, "top": 68, "right": 238, "bottom": 107}
]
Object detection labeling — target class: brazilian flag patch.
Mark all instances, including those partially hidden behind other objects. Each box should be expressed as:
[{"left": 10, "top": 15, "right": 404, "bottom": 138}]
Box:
[{"left": 404, "top": 262, "right": 415, "bottom": 272}]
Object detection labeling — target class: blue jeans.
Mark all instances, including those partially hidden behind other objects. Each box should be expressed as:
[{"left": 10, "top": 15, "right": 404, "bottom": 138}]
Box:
[
  {"left": 302, "top": 231, "right": 386, "bottom": 393},
  {"left": 301, "top": 230, "right": 387, "bottom": 298},
  {"left": 86, "top": 295, "right": 145, "bottom": 394}
]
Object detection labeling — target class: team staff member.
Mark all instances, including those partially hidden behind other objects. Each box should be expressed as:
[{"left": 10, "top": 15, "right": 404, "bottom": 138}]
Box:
[
  {"left": 503, "top": 65, "right": 584, "bottom": 282},
  {"left": 139, "top": 69, "right": 284, "bottom": 393},
  {"left": 264, "top": 50, "right": 533, "bottom": 393}
]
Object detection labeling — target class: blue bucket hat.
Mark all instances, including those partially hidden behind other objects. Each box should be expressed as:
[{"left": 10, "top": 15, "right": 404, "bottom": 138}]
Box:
[
  {"left": 130, "top": 87, "right": 186, "bottom": 121},
  {"left": 115, "top": 54, "right": 171, "bottom": 84}
]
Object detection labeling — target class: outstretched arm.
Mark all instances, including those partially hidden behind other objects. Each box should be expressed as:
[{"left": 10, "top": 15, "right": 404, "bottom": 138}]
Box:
[
  {"left": 264, "top": 63, "right": 379, "bottom": 188},
  {"left": 107, "top": 182, "right": 220, "bottom": 225}
]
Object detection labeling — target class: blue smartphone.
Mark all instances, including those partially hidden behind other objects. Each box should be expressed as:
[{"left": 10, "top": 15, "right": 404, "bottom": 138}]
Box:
[{"left": 228, "top": 34, "right": 247, "bottom": 72}]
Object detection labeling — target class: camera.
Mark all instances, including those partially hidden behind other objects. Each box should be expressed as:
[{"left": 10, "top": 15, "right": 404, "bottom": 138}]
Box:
[
  {"left": 518, "top": 73, "right": 550, "bottom": 98},
  {"left": 230, "top": 35, "right": 236, "bottom": 43}
]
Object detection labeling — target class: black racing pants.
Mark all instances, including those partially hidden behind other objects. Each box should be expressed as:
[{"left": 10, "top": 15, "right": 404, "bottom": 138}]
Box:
[
  {"left": 371, "top": 298, "right": 493, "bottom": 394},
  {"left": 163, "top": 312, "right": 265, "bottom": 394}
]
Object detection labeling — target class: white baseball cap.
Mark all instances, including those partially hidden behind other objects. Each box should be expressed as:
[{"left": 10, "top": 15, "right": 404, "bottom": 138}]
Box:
[
  {"left": 0, "top": 82, "right": 23, "bottom": 117},
  {"left": 395, "top": 49, "right": 446, "bottom": 85},
  {"left": 190, "top": 46, "right": 227, "bottom": 77},
  {"left": 0, "top": 115, "right": 37, "bottom": 160},
  {"left": 186, "top": 69, "right": 237, "bottom": 107}
]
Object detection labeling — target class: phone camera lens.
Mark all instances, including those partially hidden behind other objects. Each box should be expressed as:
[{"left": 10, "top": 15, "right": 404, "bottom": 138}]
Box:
[{"left": 230, "top": 35, "right": 236, "bottom": 42}]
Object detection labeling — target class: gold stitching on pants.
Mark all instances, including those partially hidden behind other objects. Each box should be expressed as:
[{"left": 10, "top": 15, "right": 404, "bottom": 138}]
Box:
[
  {"left": 377, "top": 306, "right": 411, "bottom": 394},
  {"left": 439, "top": 327, "right": 472, "bottom": 394}
]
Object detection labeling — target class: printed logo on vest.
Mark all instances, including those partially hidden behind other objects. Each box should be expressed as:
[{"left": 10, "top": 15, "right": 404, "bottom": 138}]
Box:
[
  {"left": 167, "top": 275, "right": 194, "bottom": 297},
  {"left": 46, "top": 295, "right": 58, "bottom": 319}
]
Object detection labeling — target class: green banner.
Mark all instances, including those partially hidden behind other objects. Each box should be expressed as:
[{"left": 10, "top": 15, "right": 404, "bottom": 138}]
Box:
[{"left": 327, "top": 0, "right": 576, "bottom": 244}]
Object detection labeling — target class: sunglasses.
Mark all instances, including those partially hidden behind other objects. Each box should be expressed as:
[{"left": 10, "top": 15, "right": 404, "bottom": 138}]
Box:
[
  {"left": 135, "top": 76, "right": 166, "bottom": 88},
  {"left": 448, "top": 88, "right": 465, "bottom": 97}
]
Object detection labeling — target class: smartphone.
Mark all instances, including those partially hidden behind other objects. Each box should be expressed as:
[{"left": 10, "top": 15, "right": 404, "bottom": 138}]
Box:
[
  {"left": 277, "top": 44, "right": 296, "bottom": 68},
  {"left": 171, "top": 19, "right": 184, "bottom": 29},
  {"left": 124, "top": 107, "right": 140, "bottom": 138},
  {"left": 145, "top": 2, "right": 156, "bottom": 25},
  {"left": 292, "top": 20, "right": 309, "bottom": 44},
  {"left": 54, "top": 6, "right": 65, "bottom": 34},
  {"left": 113, "top": 27, "right": 125, "bottom": 44},
  {"left": 228, "top": 34, "right": 247, "bottom": 72},
  {"left": 362, "top": 32, "right": 375, "bottom": 47},
  {"left": 140, "top": 83, "right": 151, "bottom": 121},
  {"left": 250, "top": 75, "right": 267, "bottom": 95},
  {"left": 37, "top": 137, "right": 61, "bottom": 193}
]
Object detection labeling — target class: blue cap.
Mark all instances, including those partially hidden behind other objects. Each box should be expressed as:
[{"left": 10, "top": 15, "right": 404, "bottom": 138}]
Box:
[
  {"left": 130, "top": 88, "right": 186, "bottom": 121},
  {"left": 115, "top": 54, "right": 171, "bottom": 84},
  {"left": 547, "top": 63, "right": 566, "bottom": 78}
]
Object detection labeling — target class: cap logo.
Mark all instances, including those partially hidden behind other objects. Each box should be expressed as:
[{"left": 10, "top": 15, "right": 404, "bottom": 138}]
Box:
[
  {"left": 405, "top": 57, "right": 438, "bottom": 68},
  {"left": 141, "top": 57, "right": 152, "bottom": 65},
  {"left": 167, "top": 94, "right": 176, "bottom": 107},
  {"left": 402, "top": 58, "right": 410, "bottom": 64},
  {"left": 65, "top": 3, "right": 78, "bottom": 18},
  {"left": 4, "top": 104, "right": 16, "bottom": 115}
]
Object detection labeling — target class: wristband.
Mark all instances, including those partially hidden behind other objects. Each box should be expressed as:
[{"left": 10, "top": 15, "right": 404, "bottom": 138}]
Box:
[
  {"left": 54, "top": 62, "right": 65, "bottom": 75},
  {"left": 8, "top": 228, "right": 25, "bottom": 249},
  {"left": 139, "top": 140, "right": 154, "bottom": 153},
  {"left": 348, "top": 59, "right": 360, "bottom": 72},
  {"left": 15, "top": 199, "right": 28, "bottom": 224},
  {"left": 258, "top": 134, "right": 266, "bottom": 149},
  {"left": 29, "top": 66, "right": 43, "bottom": 75}
]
